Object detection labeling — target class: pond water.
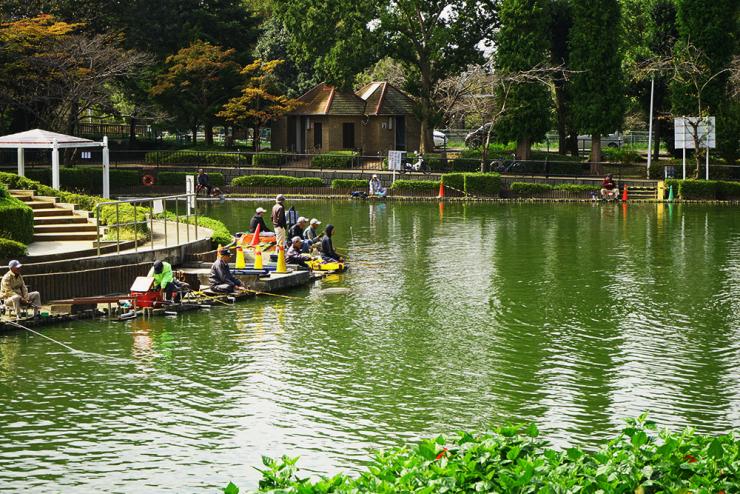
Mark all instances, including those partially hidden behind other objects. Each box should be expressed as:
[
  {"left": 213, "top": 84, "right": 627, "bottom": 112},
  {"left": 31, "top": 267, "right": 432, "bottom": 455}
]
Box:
[{"left": 1, "top": 200, "right": 739, "bottom": 492}]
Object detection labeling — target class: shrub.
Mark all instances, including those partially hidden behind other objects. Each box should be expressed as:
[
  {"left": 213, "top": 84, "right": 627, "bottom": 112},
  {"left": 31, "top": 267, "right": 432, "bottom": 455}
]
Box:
[
  {"left": 554, "top": 183, "right": 600, "bottom": 192},
  {"left": 98, "top": 203, "right": 150, "bottom": 242},
  {"left": 678, "top": 179, "right": 718, "bottom": 200},
  {"left": 252, "top": 152, "right": 288, "bottom": 167},
  {"left": 157, "top": 171, "right": 225, "bottom": 187},
  {"left": 510, "top": 182, "right": 554, "bottom": 196},
  {"left": 22, "top": 168, "right": 139, "bottom": 193},
  {"left": 0, "top": 172, "right": 106, "bottom": 212},
  {"left": 0, "top": 238, "right": 27, "bottom": 260},
  {"left": 311, "top": 151, "right": 357, "bottom": 169},
  {"left": 0, "top": 195, "right": 34, "bottom": 244},
  {"left": 157, "top": 212, "right": 231, "bottom": 248},
  {"left": 231, "top": 175, "right": 324, "bottom": 188},
  {"left": 389, "top": 180, "right": 440, "bottom": 192},
  {"left": 145, "top": 150, "right": 241, "bottom": 166},
  {"left": 716, "top": 180, "right": 740, "bottom": 200},
  {"left": 331, "top": 179, "right": 368, "bottom": 189},
  {"left": 237, "top": 416, "right": 740, "bottom": 493},
  {"left": 443, "top": 172, "right": 501, "bottom": 196},
  {"left": 602, "top": 145, "right": 642, "bottom": 165},
  {"left": 0, "top": 182, "right": 7, "bottom": 199}
]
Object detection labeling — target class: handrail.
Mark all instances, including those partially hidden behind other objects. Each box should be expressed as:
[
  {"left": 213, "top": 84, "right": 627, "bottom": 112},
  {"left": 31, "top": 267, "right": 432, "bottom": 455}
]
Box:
[{"left": 95, "top": 192, "right": 198, "bottom": 257}]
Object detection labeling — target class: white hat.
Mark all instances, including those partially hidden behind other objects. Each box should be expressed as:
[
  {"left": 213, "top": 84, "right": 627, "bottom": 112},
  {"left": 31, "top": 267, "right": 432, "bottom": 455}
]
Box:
[
  {"left": 8, "top": 260, "right": 22, "bottom": 269},
  {"left": 372, "top": 174, "right": 378, "bottom": 178},
  {"left": 297, "top": 216, "right": 308, "bottom": 223},
  {"left": 310, "top": 218, "right": 321, "bottom": 225},
  {"left": 291, "top": 236, "right": 303, "bottom": 243},
  {"left": 256, "top": 207, "right": 266, "bottom": 213}
]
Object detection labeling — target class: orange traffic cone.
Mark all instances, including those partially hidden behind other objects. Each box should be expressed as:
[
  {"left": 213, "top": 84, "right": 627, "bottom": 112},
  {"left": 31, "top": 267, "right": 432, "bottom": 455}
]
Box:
[
  {"left": 622, "top": 185, "right": 628, "bottom": 202},
  {"left": 250, "top": 223, "right": 261, "bottom": 246},
  {"left": 437, "top": 180, "right": 445, "bottom": 199}
]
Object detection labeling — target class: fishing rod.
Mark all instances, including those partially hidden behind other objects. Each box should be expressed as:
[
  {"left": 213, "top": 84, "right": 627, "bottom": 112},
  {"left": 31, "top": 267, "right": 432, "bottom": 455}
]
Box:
[{"left": 243, "top": 288, "right": 304, "bottom": 301}]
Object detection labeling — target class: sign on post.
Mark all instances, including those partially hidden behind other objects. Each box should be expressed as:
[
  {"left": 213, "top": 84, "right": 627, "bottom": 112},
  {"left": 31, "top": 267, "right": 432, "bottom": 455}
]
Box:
[
  {"left": 388, "top": 150, "right": 404, "bottom": 183},
  {"left": 185, "top": 175, "right": 195, "bottom": 214},
  {"left": 674, "top": 116, "right": 716, "bottom": 179}
]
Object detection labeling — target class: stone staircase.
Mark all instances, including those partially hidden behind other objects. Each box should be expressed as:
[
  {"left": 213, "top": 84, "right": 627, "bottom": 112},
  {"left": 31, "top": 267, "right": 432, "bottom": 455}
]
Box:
[
  {"left": 625, "top": 185, "right": 657, "bottom": 200},
  {"left": 10, "top": 190, "right": 99, "bottom": 242}
]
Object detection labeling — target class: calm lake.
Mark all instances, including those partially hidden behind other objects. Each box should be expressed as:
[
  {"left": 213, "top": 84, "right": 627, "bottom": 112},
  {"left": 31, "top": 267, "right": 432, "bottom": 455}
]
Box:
[{"left": 1, "top": 200, "right": 739, "bottom": 492}]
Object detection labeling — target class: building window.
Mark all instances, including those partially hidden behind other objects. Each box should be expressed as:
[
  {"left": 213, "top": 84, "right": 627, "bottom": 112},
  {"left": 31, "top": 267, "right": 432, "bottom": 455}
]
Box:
[
  {"left": 313, "top": 122, "right": 322, "bottom": 149},
  {"left": 342, "top": 123, "right": 355, "bottom": 149}
]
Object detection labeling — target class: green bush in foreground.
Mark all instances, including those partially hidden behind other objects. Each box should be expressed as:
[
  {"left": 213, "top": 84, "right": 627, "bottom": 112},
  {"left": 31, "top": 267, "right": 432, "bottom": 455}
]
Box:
[
  {"left": 231, "top": 416, "right": 739, "bottom": 494},
  {"left": 390, "top": 179, "right": 440, "bottom": 192},
  {"left": 510, "top": 182, "right": 600, "bottom": 196},
  {"left": 157, "top": 212, "right": 232, "bottom": 248},
  {"left": 310, "top": 151, "right": 356, "bottom": 169},
  {"left": 231, "top": 175, "right": 324, "bottom": 188},
  {"left": 331, "top": 179, "right": 368, "bottom": 189},
  {"left": 444, "top": 172, "right": 501, "bottom": 196},
  {"left": 0, "top": 194, "right": 34, "bottom": 244}
]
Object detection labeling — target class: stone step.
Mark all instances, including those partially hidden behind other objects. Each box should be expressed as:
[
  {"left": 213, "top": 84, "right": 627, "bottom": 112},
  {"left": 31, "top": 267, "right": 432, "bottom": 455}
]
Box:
[
  {"left": 12, "top": 194, "right": 34, "bottom": 202},
  {"left": 32, "top": 232, "right": 98, "bottom": 242},
  {"left": 27, "top": 200, "right": 58, "bottom": 210},
  {"left": 34, "top": 224, "right": 98, "bottom": 234},
  {"left": 33, "top": 208, "right": 77, "bottom": 218},
  {"left": 9, "top": 189, "right": 34, "bottom": 197},
  {"left": 34, "top": 216, "right": 90, "bottom": 225}
]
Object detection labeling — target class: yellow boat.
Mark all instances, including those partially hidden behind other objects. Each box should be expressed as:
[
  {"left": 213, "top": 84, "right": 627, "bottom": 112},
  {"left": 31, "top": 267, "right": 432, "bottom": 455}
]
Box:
[{"left": 306, "top": 259, "right": 347, "bottom": 272}]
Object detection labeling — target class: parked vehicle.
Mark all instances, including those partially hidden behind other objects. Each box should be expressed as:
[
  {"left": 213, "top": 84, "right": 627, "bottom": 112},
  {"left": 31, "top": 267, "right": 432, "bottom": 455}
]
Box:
[
  {"left": 399, "top": 152, "right": 431, "bottom": 175},
  {"left": 491, "top": 153, "right": 523, "bottom": 173},
  {"left": 464, "top": 123, "right": 493, "bottom": 149},
  {"left": 577, "top": 131, "right": 624, "bottom": 148},
  {"left": 433, "top": 130, "right": 447, "bottom": 148}
]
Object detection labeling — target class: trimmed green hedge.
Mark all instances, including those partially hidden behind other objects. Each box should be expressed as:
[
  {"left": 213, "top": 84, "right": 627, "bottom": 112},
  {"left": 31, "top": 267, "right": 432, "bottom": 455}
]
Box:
[
  {"left": 311, "top": 151, "right": 356, "bottom": 169},
  {"left": 99, "top": 203, "right": 151, "bottom": 242},
  {"left": 0, "top": 172, "right": 104, "bottom": 211},
  {"left": 157, "top": 212, "right": 231, "bottom": 248},
  {"left": 0, "top": 238, "right": 27, "bottom": 260},
  {"left": 0, "top": 195, "right": 34, "bottom": 244},
  {"left": 25, "top": 168, "right": 140, "bottom": 193},
  {"left": 252, "top": 153, "right": 288, "bottom": 167},
  {"left": 157, "top": 171, "right": 225, "bottom": 187},
  {"left": 237, "top": 416, "right": 740, "bottom": 494},
  {"left": 717, "top": 180, "right": 740, "bottom": 200},
  {"left": 0, "top": 183, "right": 7, "bottom": 199},
  {"left": 443, "top": 173, "right": 501, "bottom": 196},
  {"left": 663, "top": 179, "right": 740, "bottom": 200},
  {"left": 331, "top": 179, "right": 368, "bottom": 189},
  {"left": 510, "top": 182, "right": 554, "bottom": 195},
  {"left": 390, "top": 179, "right": 440, "bottom": 192},
  {"left": 231, "top": 175, "right": 324, "bottom": 188},
  {"left": 145, "top": 150, "right": 241, "bottom": 166}
]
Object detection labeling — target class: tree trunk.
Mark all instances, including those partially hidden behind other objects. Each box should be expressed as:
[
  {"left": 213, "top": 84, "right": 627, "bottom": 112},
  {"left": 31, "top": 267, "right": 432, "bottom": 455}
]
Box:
[
  {"left": 129, "top": 115, "right": 137, "bottom": 147},
  {"left": 555, "top": 87, "right": 568, "bottom": 155},
  {"left": 516, "top": 137, "right": 531, "bottom": 161},
  {"left": 192, "top": 127, "right": 198, "bottom": 145},
  {"left": 566, "top": 132, "right": 579, "bottom": 156},
  {"left": 419, "top": 117, "right": 434, "bottom": 155},
  {"left": 590, "top": 133, "right": 603, "bottom": 175},
  {"left": 205, "top": 125, "right": 213, "bottom": 146},
  {"left": 253, "top": 126, "right": 261, "bottom": 151}
]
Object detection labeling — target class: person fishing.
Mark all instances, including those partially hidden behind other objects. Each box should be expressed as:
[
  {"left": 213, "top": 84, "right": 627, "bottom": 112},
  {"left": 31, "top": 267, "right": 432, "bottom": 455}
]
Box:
[
  {"left": 1, "top": 260, "right": 41, "bottom": 320},
  {"left": 249, "top": 207, "right": 274, "bottom": 236},
  {"left": 289, "top": 217, "right": 308, "bottom": 240},
  {"left": 369, "top": 174, "right": 387, "bottom": 197},
  {"left": 209, "top": 249, "right": 245, "bottom": 293},
  {"left": 320, "top": 224, "right": 343, "bottom": 262},
  {"left": 304, "top": 218, "right": 321, "bottom": 241},
  {"left": 272, "top": 194, "right": 287, "bottom": 248},
  {"left": 286, "top": 237, "right": 310, "bottom": 268},
  {"left": 600, "top": 174, "right": 618, "bottom": 200},
  {"left": 147, "top": 260, "right": 188, "bottom": 303}
]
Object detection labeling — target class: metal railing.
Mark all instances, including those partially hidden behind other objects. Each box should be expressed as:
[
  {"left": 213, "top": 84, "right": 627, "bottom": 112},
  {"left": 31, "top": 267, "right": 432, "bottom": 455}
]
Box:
[{"left": 94, "top": 193, "right": 198, "bottom": 257}]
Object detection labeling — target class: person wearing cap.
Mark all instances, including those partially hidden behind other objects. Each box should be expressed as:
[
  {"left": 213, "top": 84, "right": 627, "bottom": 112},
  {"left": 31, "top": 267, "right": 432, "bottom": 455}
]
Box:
[
  {"left": 147, "top": 260, "right": 188, "bottom": 303},
  {"left": 1, "top": 260, "right": 41, "bottom": 319},
  {"left": 209, "top": 249, "right": 244, "bottom": 293},
  {"left": 303, "top": 218, "right": 321, "bottom": 241},
  {"left": 196, "top": 168, "right": 212, "bottom": 196},
  {"left": 288, "top": 216, "right": 308, "bottom": 240},
  {"left": 286, "top": 236, "right": 310, "bottom": 268},
  {"left": 320, "top": 225, "right": 343, "bottom": 262},
  {"left": 369, "top": 174, "right": 386, "bottom": 197},
  {"left": 249, "top": 207, "right": 274, "bottom": 236},
  {"left": 271, "top": 194, "right": 287, "bottom": 247}
]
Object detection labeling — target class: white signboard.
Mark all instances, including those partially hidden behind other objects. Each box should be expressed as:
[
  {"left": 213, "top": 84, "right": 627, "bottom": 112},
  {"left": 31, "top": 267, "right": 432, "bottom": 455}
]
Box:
[
  {"left": 185, "top": 175, "right": 195, "bottom": 214},
  {"left": 388, "top": 150, "right": 404, "bottom": 171},
  {"left": 81, "top": 151, "right": 92, "bottom": 159},
  {"left": 675, "top": 116, "right": 716, "bottom": 149}
]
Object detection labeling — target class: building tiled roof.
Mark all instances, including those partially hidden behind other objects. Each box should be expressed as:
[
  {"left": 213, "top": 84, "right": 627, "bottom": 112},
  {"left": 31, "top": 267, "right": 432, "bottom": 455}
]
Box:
[
  {"left": 356, "top": 82, "right": 415, "bottom": 116},
  {"left": 290, "top": 83, "right": 366, "bottom": 116}
]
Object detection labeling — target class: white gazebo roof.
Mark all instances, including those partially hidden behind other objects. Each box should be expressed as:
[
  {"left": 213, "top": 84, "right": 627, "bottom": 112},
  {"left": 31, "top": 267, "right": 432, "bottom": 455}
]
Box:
[{"left": 0, "top": 128, "right": 102, "bottom": 148}]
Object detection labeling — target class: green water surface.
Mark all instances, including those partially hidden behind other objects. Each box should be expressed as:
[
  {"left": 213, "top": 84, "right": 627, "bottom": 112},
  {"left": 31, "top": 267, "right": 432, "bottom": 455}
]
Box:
[{"left": 1, "top": 200, "right": 739, "bottom": 492}]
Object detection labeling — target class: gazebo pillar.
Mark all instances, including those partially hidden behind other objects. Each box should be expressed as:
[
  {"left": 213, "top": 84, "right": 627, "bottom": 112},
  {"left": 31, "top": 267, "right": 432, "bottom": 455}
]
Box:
[
  {"left": 102, "top": 135, "right": 110, "bottom": 198},
  {"left": 17, "top": 148, "right": 25, "bottom": 177},
  {"left": 51, "top": 138, "right": 60, "bottom": 189}
]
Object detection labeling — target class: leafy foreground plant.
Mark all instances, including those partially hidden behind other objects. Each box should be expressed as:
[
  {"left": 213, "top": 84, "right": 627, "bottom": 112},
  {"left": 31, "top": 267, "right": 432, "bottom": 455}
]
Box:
[{"left": 224, "top": 416, "right": 738, "bottom": 493}]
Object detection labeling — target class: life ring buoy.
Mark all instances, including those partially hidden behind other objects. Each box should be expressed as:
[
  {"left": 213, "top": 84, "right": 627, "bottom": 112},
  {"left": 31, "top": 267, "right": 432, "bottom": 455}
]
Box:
[{"left": 142, "top": 174, "right": 155, "bottom": 187}]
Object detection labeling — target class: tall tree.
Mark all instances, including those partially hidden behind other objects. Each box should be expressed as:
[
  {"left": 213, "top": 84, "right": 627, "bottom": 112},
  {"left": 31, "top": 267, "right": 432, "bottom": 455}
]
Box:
[
  {"left": 218, "top": 59, "right": 300, "bottom": 151},
  {"left": 378, "top": 0, "right": 495, "bottom": 153},
  {"left": 150, "top": 41, "right": 241, "bottom": 145},
  {"left": 494, "top": 0, "right": 551, "bottom": 160},
  {"left": 569, "top": 0, "right": 625, "bottom": 170},
  {"left": 549, "top": 0, "right": 577, "bottom": 156},
  {"left": 673, "top": 0, "right": 738, "bottom": 166}
]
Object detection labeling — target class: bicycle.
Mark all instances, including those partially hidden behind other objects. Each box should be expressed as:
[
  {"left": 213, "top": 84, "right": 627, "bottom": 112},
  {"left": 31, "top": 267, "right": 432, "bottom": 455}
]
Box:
[{"left": 399, "top": 153, "right": 431, "bottom": 175}]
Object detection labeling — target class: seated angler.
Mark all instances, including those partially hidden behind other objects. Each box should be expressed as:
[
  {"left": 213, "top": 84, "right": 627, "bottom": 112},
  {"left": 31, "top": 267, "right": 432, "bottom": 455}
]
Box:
[
  {"left": 209, "top": 249, "right": 245, "bottom": 293},
  {"left": 148, "top": 260, "right": 189, "bottom": 303},
  {"left": 320, "top": 224, "right": 343, "bottom": 262},
  {"left": 286, "top": 236, "right": 310, "bottom": 268},
  {"left": 249, "top": 207, "right": 275, "bottom": 237},
  {"left": 289, "top": 217, "right": 308, "bottom": 240},
  {"left": 1, "top": 260, "right": 41, "bottom": 320}
]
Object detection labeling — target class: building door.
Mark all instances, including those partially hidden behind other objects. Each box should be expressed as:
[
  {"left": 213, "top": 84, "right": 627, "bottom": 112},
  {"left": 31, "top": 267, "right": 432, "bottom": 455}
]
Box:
[
  {"left": 342, "top": 123, "right": 355, "bottom": 149},
  {"left": 298, "top": 117, "right": 307, "bottom": 153},
  {"left": 313, "top": 122, "right": 323, "bottom": 150},
  {"left": 287, "top": 116, "right": 297, "bottom": 151},
  {"left": 395, "top": 116, "right": 405, "bottom": 150}
]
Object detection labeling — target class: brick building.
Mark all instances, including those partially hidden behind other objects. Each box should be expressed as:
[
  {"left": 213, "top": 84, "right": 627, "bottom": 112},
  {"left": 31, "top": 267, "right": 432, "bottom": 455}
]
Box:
[{"left": 270, "top": 82, "right": 420, "bottom": 156}]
